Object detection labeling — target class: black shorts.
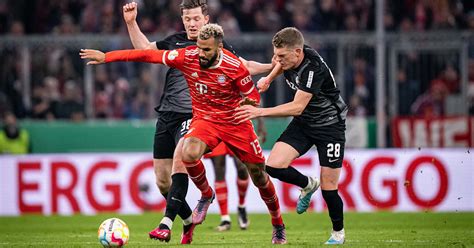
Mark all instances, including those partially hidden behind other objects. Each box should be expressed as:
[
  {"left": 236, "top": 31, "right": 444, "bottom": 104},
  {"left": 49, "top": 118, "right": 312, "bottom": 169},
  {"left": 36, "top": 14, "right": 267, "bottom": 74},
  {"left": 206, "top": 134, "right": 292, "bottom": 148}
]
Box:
[
  {"left": 153, "top": 111, "right": 193, "bottom": 159},
  {"left": 277, "top": 119, "right": 346, "bottom": 168}
]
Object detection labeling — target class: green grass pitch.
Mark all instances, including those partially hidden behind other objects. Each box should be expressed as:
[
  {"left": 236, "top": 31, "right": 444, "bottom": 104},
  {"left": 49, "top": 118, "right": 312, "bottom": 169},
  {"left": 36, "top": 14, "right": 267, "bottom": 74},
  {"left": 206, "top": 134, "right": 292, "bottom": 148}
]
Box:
[{"left": 0, "top": 212, "right": 472, "bottom": 247}]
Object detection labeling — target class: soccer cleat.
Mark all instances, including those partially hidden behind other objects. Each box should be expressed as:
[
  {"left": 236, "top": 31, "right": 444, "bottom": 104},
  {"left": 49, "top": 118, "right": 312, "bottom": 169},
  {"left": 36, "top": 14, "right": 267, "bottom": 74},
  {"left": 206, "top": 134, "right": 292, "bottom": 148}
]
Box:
[
  {"left": 296, "top": 176, "right": 320, "bottom": 214},
  {"left": 192, "top": 190, "right": 215, "bottom": 224},
  {"left": 149, "top": 227, "right": 171, "bottom": 242},
  {"left": 215, "top": 220, "right": 231, "bottom": 231},
  {"left": 272, "top": 224, "right": 287, "bottom": 244},
  {"left": 180, "top": 223, "right": 196, "bottom": 244},
  {"left": 325, "top": 228, "right": 345, "bottom": 245},
  {"left": 237, "top": 206, "right": 250, "bottom": 230}
]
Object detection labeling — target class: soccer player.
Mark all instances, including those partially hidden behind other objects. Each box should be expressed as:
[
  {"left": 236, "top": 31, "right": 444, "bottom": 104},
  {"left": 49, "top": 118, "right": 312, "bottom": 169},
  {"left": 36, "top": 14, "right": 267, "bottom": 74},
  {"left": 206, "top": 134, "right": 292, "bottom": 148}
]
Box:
[
  {"left": 234, "top": 27, "right": 348, "bottom": 245},
  {"left": 121, "top": 0, "right": 271, "bottom": 243},
  {"left": 80, "top": 23, "right": 287, "bottom": 245}
]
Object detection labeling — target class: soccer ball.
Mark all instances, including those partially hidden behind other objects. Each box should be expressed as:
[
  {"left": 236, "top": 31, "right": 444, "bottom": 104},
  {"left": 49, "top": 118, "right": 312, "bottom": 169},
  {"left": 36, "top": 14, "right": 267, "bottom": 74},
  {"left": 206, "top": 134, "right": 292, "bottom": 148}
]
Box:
[{"left": 97, "top": 218, "right": 130, "bottom": 247}]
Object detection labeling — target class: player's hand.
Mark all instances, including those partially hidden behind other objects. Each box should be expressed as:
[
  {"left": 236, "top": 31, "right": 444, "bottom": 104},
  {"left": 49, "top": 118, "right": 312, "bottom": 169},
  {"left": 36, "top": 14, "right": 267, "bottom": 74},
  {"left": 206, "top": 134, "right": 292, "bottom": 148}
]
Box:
[
  {"left": 123, "top": 2, "right": 138, "bottom": 24},
  {"left": 239, "top": 97, "right": 258, "bottom": 107},
  {"left": 234, "top": 105, "right": 262, "bottom": 123},
  {"left": 80, "top": 49, "right": 106, "bottom": 65},
  {"left": 257, "top": 76, "right": 271, "bottom": 93},
  {"left": 271, "top": 55, "right": 278, "bottom": 67}
]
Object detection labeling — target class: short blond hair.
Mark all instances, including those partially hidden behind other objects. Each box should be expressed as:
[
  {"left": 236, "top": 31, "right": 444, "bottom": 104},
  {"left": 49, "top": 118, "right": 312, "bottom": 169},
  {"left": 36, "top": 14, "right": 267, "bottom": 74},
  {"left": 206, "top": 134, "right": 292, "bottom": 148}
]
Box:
[
  {"left": 272, "top": 27, "right": 304, "bottom": 49},
  {"left": 199, "top": 23, "right": 224, "bottom": 43}
]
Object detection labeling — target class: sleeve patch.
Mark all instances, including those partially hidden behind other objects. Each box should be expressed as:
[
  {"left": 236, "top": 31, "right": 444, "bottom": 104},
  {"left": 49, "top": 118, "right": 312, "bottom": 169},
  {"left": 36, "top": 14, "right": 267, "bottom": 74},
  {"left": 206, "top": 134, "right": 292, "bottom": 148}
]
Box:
[
  {"left": 240, "top": 75, "right": 252, "bottom": 86},
  {"left": 167, "top": 50, "right": 179, "bottom": 60},
  {"left": 306, "top": 70, "right": 314, "bottom": 88}
]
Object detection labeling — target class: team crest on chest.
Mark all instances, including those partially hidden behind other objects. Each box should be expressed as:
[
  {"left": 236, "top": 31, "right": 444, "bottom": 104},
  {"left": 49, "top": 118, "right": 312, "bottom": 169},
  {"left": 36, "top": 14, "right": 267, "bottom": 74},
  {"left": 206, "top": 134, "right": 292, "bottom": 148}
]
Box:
[{"left": 217, "top": 75, "right": 226, "bottom": 84}]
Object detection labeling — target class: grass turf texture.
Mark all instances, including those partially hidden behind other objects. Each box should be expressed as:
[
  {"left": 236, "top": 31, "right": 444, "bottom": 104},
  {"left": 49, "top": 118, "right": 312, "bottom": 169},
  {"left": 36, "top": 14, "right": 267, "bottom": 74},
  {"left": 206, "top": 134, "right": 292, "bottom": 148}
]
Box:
[{"left": 0, "top": 212, "right": 472, "bottom": 247}]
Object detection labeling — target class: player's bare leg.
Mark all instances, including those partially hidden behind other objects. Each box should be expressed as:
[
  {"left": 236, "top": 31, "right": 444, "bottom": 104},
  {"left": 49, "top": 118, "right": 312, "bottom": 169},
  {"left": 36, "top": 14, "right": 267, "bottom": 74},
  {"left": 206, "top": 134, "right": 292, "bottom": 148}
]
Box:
[
  {"left": 320, "top": 166, "right": 344, "bottom": 245},
  {"left": 182, "top": 137, "right": 215, "bottom": 225},
  {"left": 149, "top": 139, "right": 195, "bottom": 244},
  {"left": 153, "top": 159, "right": 172, "bottom": 197},
  {"left": 245, "top": 163, "right": 286, "bottom": 244},
  {"left": 233, "top": 156, "right": 250, "bottom": 230},
  {"left": 265, "top": 142, "right": 319, "bottom": 214},
  {"left": 211, "top": 155, "right": 231, "bottom": 231}
]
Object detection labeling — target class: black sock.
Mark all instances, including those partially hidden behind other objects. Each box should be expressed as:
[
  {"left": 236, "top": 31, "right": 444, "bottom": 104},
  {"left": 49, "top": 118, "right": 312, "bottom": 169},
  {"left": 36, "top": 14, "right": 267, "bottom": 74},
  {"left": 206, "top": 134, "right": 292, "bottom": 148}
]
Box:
[
  {"left": 322, "top": 190, "right": 344, "bottom": 231},
  {"left": 165, "top": 173, "right": 192, "bottom": 222},
  {"left": 265, "top": 165, "right": 308, "bottom": 188},
  {"left": 183, "top": 223, "right": 193, "bottom": 233},
  {"left": 158, "top": 223, "right": 170, "bottom": 230}
]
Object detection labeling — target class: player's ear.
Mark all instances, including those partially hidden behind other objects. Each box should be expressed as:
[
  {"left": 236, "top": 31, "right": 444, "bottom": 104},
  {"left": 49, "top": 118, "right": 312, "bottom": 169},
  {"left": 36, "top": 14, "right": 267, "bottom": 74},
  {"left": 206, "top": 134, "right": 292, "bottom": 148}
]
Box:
[
  {"left": 204, "top": 15, "right": 210, "bottom": 24},
  {"left": 295, "top": 47, "right": 303, "bottom": 56}
]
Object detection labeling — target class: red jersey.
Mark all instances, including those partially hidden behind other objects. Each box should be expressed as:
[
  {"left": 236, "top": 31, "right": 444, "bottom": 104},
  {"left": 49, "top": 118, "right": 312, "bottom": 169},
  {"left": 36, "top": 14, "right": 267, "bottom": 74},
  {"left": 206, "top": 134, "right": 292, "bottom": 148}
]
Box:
[{"left": 105, "top": 47, "right": 259, "bottom": 124}]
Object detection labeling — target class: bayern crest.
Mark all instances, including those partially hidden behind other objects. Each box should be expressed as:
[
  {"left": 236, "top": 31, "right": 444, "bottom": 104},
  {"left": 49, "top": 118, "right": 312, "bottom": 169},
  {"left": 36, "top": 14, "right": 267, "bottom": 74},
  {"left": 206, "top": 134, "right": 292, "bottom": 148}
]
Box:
[{"left": 217, "top": 75, "right": 226, "bottom": 84}]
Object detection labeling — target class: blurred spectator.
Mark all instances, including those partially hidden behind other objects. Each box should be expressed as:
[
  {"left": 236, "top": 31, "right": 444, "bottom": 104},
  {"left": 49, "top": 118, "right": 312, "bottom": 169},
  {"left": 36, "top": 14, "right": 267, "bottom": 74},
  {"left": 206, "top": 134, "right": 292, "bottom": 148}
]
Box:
[
  {"left": 217, "top": 8, "right": 240, "bottom": 37},
  {"left": 126, "top": 89, "right": 151, "bottom": 119},
  {"left": 397, "top": 68, "right": 421, "bottom": 115},
  {"left": 0, "top": 112, "right": 29, "bottom": 154},
  {"left": 411, "top": 80, "right": 449, "bottom": 117},
  {"left": 436, "top": 64, "right": 460, "bottom": 93},
  {"left": 31, "top": 83, "right": 56, "bottom": 120},
  {"left": 55, "top": 80, "right": 85, "bottom": 121},
  {"left": 467, "top": 60, "right": 474, "bottom": 114},
  {"left": 347, "top": 95, "right": 367, "bottom": 117},
  {"left": 345, "top": 56, "right": 375, "bottom": 115}
]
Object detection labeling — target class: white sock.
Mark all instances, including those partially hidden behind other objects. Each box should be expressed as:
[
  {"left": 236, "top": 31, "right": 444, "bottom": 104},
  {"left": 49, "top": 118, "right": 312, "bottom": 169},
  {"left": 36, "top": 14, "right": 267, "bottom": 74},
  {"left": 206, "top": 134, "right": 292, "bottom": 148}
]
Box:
[
  {"left": 221, "top": 215, "right": 231, "bottom": 222},
  {"left": 182, "top": 215, "right": 192, "bottom": 226},
  {"left": 160, "top": 217, "right": 173, "bottom": 229}
]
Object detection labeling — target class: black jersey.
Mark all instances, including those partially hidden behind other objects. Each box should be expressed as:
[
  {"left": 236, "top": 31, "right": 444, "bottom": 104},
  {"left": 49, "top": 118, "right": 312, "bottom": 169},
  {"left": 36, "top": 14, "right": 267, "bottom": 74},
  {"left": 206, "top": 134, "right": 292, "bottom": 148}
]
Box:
[
  {"left": 283, "top": 45, "right": 347, "bottom": 127},
  {"left": 155, "top": 31, "right": 237, "bottom": 113}
]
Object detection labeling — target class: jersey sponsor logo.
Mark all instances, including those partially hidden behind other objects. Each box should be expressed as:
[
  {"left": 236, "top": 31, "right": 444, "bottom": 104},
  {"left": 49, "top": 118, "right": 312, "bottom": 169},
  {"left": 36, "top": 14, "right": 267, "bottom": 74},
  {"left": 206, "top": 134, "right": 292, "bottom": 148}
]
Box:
[
  {"left": 217, "top": 75, "right": 226, "bottom": 84},
  {"left": 306, "top": 71, "right": 314, "bottom": 88},
  {"left": 195, "top": 82, "right": 208, "bottom": 94},
  {"left": 240, "top": 75, "right": 252, "bottom": 86},
  {"left": 285, "top": 79, "right": 298, "bottom": 90},
  {"left": 167, "top": 50, "right": 179, "bottom": 60},
  {"left": 192, "top": 72, "right": 198, "bottom": 78}
]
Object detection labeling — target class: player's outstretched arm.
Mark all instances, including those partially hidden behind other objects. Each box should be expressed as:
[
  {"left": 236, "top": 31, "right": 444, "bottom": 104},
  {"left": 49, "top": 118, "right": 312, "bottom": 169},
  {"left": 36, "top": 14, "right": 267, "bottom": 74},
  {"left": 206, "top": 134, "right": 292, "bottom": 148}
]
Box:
[
  {"left": 234, "top": 89, "right": 312, "bottom": 123},
  {"left": 123, "top": 1, "right": 157, "bottom": 50},
  {"left": 257, "top": 61, "right": 283, "bottom": 93},
  {"left": 239, "top": 57, "right": 274, "bottom": 76},
  {"left": 80, "top": 49, "right": 167, "bottom": 65}
]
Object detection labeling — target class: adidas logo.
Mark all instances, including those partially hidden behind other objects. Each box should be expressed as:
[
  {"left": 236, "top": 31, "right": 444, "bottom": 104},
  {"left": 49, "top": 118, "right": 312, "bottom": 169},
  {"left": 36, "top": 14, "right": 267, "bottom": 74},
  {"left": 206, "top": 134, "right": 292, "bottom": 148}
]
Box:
[{"left": 192, "top": 72, "right": 198, "bottom": 78}]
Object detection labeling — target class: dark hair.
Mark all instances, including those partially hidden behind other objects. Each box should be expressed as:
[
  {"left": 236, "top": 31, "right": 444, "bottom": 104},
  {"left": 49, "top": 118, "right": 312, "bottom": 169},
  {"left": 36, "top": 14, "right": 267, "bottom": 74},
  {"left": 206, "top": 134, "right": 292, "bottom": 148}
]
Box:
[
  {"left": 180, "top": 0, "right": 208, "bottom": 16},
  {"left": 272, "top": 27, "right": 304, "bottom": 49},
  {"left": 199, "top": 23, "right": 224, "bottom": 44}
]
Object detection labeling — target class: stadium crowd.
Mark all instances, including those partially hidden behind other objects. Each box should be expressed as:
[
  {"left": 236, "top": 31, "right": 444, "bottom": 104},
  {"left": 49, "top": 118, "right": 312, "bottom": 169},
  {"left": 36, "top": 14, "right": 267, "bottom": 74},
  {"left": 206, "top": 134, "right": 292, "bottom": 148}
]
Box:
[{"left": 0, "top": 0, "right": 473, "bottom": 121}]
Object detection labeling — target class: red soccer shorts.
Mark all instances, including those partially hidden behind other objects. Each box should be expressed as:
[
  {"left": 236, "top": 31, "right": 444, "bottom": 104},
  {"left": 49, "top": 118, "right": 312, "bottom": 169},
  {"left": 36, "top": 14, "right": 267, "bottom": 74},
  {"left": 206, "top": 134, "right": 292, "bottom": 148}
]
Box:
[
  {"left": 203, "top": 142, "right": 234, "bottom": 158},
  {"left": 184, "top": 118, "right": 265, "bottom": 164}
]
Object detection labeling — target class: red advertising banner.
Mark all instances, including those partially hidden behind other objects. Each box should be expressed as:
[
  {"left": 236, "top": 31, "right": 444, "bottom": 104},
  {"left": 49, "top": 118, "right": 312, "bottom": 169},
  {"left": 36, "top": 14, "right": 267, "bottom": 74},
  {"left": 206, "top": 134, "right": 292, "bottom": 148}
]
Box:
[{"left": 392, "top": 117, "right": 474, "bottom": 147}]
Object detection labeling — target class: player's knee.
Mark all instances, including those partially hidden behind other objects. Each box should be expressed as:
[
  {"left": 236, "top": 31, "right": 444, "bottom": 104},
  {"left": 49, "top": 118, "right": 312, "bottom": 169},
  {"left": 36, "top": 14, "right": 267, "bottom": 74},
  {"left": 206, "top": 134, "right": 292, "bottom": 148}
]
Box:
[
  {"left": 156, "top": 177, "right": 171, "bottom": 194},
  {"left": 247, "top": 165, "right": 266, "bottom": 186},
  {"left": 182, "top": 146, "right": 202, "bottom": 163},
  {"left": 236, "top": 167, "right": 249, "bottom": 180}
]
